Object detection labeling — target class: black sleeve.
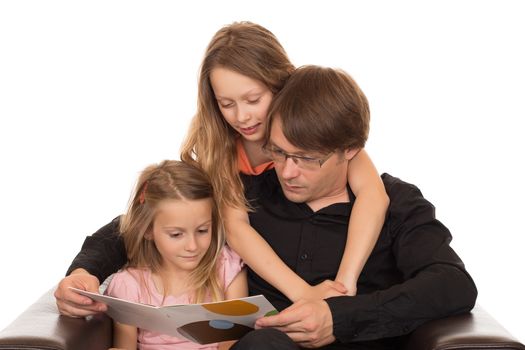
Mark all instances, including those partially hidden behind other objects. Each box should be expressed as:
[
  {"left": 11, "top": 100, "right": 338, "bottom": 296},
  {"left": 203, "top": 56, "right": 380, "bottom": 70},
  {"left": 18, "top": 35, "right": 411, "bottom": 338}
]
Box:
[
  {"left": 326, "top": 175, "right": 478, "bottom": 343},
  {"left": 66, "top": 216, "right": 127, "bottom": 283}
]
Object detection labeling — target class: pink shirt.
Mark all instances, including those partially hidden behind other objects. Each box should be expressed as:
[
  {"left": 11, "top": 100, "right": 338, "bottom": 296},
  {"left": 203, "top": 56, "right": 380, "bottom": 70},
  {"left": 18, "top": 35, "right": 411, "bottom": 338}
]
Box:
[{"left": 105, "top": 246, "right": 243, "bottom": 350}]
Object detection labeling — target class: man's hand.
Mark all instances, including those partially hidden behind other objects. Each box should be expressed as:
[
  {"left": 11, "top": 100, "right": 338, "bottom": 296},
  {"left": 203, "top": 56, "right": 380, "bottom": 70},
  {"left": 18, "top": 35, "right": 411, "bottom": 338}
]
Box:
[
  {"left": 54, "top": 269, "right": 107, "bottom": 317},
  {"left": 255, "top": 299, "right": 336, "bottom": 348}
]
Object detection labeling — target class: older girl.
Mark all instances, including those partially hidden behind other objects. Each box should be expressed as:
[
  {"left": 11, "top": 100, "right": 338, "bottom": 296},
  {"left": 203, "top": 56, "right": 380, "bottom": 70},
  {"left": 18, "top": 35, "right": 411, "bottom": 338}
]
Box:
[{"left": 180, "top": 21, "right": 388, "bottom": 299}]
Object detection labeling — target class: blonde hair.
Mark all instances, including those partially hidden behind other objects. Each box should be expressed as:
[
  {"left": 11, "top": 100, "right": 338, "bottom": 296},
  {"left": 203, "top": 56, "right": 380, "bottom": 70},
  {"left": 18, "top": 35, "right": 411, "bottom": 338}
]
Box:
[
  {"left": 119, "top": 160, "right": 224, "bottom": 303},
  {"left": 180, "top": 21, "right": 295, "bottom": 211}
]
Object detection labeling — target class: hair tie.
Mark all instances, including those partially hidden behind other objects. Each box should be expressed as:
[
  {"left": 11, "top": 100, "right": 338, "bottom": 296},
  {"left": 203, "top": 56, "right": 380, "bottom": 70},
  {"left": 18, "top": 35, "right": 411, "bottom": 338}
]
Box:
[{"left": 139, "top": 181, "right": 149, "bottom": 204}]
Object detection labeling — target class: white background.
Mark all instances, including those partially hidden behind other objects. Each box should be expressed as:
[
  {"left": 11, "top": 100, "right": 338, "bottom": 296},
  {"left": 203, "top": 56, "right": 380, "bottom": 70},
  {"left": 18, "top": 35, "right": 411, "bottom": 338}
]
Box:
[{"left": 1, "top": 0, "right": 524, "bottom": 344}]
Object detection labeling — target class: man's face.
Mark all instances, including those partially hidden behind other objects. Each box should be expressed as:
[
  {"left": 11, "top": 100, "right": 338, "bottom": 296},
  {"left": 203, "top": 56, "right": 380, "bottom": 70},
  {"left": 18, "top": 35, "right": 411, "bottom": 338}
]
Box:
[{"left": 269, "top": 117, "right": 355, "bottom": 211}]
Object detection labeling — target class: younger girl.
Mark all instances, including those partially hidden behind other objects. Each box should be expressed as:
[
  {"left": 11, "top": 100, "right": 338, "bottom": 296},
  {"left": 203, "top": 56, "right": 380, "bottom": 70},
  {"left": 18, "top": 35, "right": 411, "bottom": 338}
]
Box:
[{"left": 106, "top": 160, "right": 247, "bottom": 350}]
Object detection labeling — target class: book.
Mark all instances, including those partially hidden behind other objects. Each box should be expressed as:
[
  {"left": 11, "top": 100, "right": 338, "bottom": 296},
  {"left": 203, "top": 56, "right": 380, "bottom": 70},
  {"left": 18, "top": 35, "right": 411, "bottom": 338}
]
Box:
[{"left": 72, "top": 288, "right": 278, "bottom": 344}]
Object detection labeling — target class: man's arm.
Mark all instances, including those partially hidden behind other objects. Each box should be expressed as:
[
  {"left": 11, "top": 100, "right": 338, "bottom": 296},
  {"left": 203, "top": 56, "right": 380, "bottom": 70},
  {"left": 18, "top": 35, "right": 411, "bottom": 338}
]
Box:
[
  {"left": 326, "top": 175, "right": 477, "bottom": 342},
  {"left": 55, "top": 216, "right": 127, "bottom": 317},
  {"left": 66, "top": 216, "right": 127, "bottom": 282}
]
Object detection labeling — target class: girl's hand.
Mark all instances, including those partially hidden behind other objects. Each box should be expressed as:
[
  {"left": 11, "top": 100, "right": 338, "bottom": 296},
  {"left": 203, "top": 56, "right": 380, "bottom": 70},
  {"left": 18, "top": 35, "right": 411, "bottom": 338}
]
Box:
[
  {"left": 344, "top": 283, "right": 357, "bottom": 297},
  {"left": 334, "top": 277, "right": 358, "bottom": 296},
  {"left": 300, "top": 280, "right": 347, "bottom": 300}
]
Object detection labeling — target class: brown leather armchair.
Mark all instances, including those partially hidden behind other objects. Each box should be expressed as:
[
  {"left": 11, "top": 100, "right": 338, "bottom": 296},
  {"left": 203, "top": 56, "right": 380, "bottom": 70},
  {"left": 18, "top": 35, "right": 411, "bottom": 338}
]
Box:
[{"left": 0, "top": 287, "right": 523, "bottom": 350}]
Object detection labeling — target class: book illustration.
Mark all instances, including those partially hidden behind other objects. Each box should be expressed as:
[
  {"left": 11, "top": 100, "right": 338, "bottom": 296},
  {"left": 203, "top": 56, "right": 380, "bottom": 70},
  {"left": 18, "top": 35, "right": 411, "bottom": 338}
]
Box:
[
  {"left": 71, "top": 288, "right": 278, "bottom": 344},
  {"left": 178, "top": 320, "right": 254, "bottom": 344}
]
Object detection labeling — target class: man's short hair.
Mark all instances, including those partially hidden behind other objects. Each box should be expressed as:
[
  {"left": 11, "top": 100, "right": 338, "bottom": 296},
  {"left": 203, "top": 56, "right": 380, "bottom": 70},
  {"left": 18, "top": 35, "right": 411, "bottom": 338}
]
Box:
[{"left": 266, "top": 65, "right": 370, "bottom": 153}]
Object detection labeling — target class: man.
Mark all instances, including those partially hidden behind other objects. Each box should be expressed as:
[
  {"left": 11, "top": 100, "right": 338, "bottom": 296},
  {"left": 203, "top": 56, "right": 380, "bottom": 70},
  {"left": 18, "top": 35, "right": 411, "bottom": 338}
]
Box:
[
  {"left": 55, "top": 66, "right": 477, "bottom": 349},
  {"left": 230, "top": 66, "right": 476, "bottom": 349}
]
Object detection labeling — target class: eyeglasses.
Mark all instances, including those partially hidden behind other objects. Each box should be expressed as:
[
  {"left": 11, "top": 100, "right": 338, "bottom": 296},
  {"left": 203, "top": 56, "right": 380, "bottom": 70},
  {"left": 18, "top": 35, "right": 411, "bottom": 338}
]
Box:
[{"left": 262, "top": 144, "right": 334, "bottom": 170}]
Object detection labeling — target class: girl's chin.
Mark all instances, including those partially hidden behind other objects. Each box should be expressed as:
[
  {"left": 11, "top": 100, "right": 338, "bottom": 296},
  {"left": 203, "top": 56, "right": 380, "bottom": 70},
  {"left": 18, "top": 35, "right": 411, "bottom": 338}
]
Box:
[
  {"left": 238, "top": 131, "right": 264, "bottom": 142},
  {"left": 240, "top": 135, "right": 264, "bottom": 144}
]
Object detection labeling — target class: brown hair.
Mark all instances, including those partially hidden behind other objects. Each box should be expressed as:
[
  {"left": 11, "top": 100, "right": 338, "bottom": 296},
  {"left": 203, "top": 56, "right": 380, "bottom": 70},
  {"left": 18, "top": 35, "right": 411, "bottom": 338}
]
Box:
[
  {"left": 180, "top": 21, "right": 295, "bottom": 211},
  {"left": 119, "top": 160, "right": 224, "bottom": 303},
  {"left": 265, "top": 65, "right": 370, "bottom": 153}
]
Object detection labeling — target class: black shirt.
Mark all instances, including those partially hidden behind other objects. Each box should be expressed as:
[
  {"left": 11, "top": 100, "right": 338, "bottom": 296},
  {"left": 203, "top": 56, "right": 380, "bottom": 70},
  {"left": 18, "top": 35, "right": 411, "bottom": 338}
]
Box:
[
  {"left": 67, "top": 170, "right": 477, "bottom": 346},
  {"left": 242, "top": 170, "right": 476, "bottom": 344}
]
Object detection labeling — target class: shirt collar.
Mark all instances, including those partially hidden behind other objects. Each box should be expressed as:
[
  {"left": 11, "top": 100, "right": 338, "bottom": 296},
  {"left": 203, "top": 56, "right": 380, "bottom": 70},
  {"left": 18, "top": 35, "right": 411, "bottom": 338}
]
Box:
[{"left": 262, "top": 170, "right": 354, "bottom": 218}]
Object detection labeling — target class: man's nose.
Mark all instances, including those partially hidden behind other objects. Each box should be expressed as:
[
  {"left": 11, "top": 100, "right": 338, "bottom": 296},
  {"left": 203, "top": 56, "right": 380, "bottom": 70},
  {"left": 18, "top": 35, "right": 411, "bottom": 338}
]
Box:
[{"left": 280, "top": 157, "right": 300, "bottom": 179}]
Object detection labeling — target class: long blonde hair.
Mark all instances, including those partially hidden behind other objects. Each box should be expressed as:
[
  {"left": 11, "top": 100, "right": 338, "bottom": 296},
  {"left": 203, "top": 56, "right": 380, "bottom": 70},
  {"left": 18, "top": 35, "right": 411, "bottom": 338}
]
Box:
[
  {"left": 119, "top": 160, "right": 224, "bottom": 303},
  {"left": 180, "top": 21, "right": 295, "bottom": 211}
]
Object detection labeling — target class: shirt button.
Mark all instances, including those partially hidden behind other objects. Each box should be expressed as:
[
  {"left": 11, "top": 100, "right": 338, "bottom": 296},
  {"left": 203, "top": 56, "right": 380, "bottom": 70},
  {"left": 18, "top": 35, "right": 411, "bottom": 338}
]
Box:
[{"left": 300, "top": 253, "right": 308, "bottom": 260}]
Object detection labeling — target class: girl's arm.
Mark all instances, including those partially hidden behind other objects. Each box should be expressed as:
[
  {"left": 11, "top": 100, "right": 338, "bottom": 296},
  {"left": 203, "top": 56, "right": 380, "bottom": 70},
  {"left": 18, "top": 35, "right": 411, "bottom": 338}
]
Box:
[
  {"left": 225, "top": 268, "right": 248, "bottom": 300},
  {"left": 336, "top": 149, "right": 389, "bottom": 295},
  {"left": 112, "top": 322, "right": 138, "bottom": 350},
  {"left": 225, "top": 208, "right": 347, "bottom": 302}
]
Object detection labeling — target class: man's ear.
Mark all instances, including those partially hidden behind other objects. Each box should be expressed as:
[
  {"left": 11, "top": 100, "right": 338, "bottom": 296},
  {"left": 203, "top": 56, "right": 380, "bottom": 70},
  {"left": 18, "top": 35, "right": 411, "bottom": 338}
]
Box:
[{"left": 344, "top": 148, "right": 361, "bottom": 161}]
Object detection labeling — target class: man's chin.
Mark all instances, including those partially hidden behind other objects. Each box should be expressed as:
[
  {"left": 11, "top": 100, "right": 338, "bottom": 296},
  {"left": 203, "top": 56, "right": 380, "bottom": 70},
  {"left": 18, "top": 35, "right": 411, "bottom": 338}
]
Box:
[{"left": 282, "top": 189, "right": 307, "bottom": 203}]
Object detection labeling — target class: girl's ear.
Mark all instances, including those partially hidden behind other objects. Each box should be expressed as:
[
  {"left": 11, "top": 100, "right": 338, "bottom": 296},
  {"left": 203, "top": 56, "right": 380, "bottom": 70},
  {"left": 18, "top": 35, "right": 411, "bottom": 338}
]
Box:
[
  {"left": 344, "top": 148, "right": 361, "bottom": 161},
  {"left": 144, "top": 229, "right": 153, "bottom": 240}
]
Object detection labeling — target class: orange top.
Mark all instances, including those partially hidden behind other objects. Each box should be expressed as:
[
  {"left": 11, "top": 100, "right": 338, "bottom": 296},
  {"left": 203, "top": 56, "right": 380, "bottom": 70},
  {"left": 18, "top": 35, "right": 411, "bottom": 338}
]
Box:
[{"left": 237, "top": 139, "right": 274, "bottom": 175}]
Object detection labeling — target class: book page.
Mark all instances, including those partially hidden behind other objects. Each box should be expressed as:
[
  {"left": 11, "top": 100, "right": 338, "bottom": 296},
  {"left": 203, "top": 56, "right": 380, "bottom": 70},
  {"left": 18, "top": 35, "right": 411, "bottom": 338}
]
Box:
[{"left": 72, "top": 288, "right": 278, "bottom": 344}]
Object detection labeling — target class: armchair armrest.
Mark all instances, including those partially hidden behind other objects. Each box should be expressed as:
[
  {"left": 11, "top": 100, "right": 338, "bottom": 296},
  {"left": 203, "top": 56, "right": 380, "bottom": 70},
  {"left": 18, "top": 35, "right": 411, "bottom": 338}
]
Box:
[
  {"left": 0, "top": 286, "right": 112, "bottom": 350},
  {"left": 403, "top": 305, "right": 525, "bottom": 350}
]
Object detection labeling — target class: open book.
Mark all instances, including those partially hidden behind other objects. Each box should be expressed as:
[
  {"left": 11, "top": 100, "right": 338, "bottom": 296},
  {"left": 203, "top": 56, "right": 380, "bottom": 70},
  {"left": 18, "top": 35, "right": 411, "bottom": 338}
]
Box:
[{"left": 72, "top": 288, "right": 277, "bottom": 344}]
